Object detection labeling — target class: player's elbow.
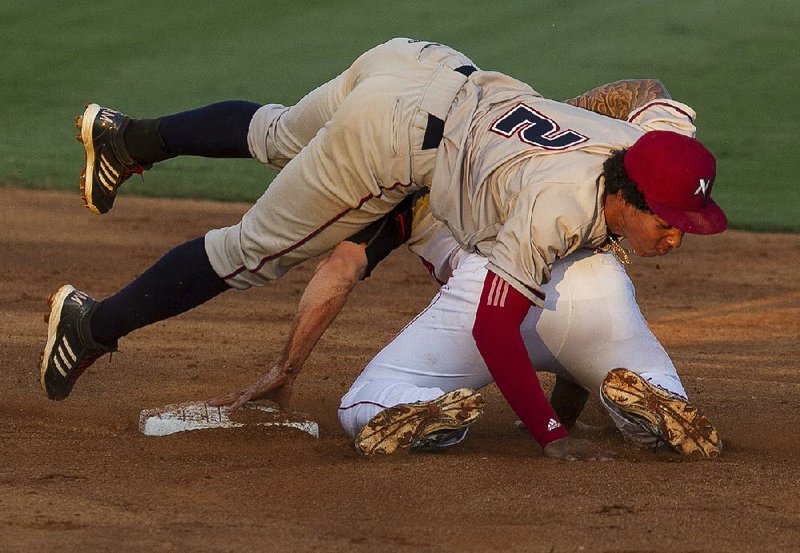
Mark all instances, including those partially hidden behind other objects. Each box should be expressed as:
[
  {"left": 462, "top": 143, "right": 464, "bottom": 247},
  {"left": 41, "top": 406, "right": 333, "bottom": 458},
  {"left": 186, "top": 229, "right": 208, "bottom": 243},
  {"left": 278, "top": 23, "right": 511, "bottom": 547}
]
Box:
[
  {"left": 472, "top": 312, "right": 516, "bottom": 353},
  {"left": 315, "top": 241, "right": 368, "bottom": 288}
]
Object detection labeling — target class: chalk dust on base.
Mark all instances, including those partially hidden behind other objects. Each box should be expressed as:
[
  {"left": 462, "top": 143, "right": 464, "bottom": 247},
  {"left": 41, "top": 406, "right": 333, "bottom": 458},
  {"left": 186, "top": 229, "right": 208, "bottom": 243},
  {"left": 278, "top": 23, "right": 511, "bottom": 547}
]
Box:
[{"left": 139, "top": 400, "right": 319, "bottom": 438}]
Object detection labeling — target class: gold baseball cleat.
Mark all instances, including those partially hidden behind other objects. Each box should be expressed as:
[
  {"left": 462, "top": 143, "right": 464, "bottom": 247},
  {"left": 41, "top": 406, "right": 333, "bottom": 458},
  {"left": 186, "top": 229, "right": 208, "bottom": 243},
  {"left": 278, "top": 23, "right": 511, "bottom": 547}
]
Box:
[
  {"left": 601, "top": 368, "right": 722, "bottom": 459},
  {"left": 355, "top": 388, "right": 485, "bottom": 455}
]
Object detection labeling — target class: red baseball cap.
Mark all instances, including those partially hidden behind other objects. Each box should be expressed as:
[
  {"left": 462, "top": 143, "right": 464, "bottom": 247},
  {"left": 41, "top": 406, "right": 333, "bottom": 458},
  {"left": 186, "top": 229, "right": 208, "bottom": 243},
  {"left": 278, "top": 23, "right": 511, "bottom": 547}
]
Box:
[{"left": 624, "top": 131, "right": 728, "bottom": 235}]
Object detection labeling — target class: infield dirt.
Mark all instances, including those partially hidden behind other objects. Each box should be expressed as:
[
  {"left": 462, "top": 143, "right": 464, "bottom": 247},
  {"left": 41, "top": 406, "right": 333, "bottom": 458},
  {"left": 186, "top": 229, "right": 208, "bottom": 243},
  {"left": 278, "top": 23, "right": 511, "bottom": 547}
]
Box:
[{"left": 2, "top": 187, "right": 799, "bottom": 552}]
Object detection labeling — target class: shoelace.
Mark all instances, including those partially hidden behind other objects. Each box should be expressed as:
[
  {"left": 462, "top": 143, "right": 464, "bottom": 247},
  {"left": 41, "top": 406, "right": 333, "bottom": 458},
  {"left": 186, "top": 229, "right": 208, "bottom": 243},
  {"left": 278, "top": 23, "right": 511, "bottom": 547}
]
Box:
[
  {"left": 124, "top": 166, "right": 146, "bottom": 180},
  {"left": 68, "top": 350, "right": 115, "bottom": 382}
]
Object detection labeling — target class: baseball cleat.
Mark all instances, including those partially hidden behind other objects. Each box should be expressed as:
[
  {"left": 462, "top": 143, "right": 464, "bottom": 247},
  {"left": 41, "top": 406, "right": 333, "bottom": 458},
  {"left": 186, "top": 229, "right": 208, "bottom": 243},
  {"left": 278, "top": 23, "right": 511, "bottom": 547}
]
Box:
[
  {"left": 600, "top": 368, "right": 722, "bottom": 459},
  {"left": 39, "top": 285, "right": 117, "bottom": 400},
  {"left": 76, "top": 103, "right": 149, "bottom": 215},
  {"left": 354, "top": 388, "right": 485, "bottom": 455}
]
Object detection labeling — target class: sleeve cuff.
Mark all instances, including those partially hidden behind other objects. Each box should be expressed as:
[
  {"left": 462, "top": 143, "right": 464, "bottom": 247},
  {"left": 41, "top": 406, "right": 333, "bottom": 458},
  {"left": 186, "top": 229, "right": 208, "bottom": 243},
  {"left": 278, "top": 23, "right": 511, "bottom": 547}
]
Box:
[{"left": 486, "top": 262, "right": 546, "bottom": 308}]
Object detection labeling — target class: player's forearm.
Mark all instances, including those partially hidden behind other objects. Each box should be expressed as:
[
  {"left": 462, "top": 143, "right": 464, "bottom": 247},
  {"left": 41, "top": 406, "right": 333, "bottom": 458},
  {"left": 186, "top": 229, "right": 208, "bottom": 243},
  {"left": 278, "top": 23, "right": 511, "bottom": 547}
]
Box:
[
  {"left": 564, "top": 79, "right": 671, "bottom": 120},
  {"left": 549, "top": 376, "right": 589, "bottom": 430},
  {"left": 472, "top": 271, "right": 568, "bottom": 447},
  {"left": 277, "top": 242, "right": 367, "bottom": 375}
]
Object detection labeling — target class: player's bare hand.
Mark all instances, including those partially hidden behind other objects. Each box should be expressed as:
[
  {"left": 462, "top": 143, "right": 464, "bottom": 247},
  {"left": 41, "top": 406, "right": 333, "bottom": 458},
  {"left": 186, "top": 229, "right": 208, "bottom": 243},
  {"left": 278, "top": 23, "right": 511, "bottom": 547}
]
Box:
[
  {"left": 207, "top": 366, "right": 294, "bottom": 413},
  {"left": 543, "top": 436, "right": 615, "bottom": 462}
]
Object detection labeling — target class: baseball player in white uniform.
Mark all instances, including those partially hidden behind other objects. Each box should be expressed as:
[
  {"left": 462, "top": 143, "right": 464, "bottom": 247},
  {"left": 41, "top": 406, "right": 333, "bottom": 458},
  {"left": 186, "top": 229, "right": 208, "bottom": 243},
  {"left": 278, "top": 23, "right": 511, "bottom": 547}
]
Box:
[
  {"left": 337, "top": 195, "right": 719, "bottom": 458},
  {"left": 40, "top": 38, "right": 726, "bottom": 462}
]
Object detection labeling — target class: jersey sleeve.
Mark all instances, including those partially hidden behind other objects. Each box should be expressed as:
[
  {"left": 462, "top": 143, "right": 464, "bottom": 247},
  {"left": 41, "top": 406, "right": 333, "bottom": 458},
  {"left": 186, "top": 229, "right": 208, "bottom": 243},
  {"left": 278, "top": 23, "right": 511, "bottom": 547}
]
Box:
[
  {"left": 627, "top": 99, "right": 697, "bottom": 137},
  {"left": 405, "top": 191, "right": 463, "bottom": 284}
]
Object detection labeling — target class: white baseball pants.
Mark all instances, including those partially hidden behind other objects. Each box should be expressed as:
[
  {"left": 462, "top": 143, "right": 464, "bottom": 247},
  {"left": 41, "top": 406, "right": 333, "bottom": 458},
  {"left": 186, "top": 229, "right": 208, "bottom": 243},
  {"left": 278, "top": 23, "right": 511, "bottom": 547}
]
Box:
[{"left": 338, "top": 248, "right": 686, "bottom": 444}]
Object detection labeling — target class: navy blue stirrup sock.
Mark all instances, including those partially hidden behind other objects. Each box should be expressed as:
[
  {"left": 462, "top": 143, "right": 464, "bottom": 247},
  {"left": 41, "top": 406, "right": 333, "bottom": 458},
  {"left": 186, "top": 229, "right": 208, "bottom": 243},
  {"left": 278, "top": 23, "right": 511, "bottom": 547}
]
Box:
[
  {"left": 125, "top": 100, "right": 262, "bottom": 165},
  {"left": 90, "top": 237, "right": 231, "bottom": 345}
]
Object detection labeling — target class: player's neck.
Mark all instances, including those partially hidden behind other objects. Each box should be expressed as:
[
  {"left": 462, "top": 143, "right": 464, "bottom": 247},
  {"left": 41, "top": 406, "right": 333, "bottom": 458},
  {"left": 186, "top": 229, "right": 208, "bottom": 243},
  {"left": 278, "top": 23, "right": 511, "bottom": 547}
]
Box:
[{"left": 603, "top": 192, "right": 626, "bottom": 239}]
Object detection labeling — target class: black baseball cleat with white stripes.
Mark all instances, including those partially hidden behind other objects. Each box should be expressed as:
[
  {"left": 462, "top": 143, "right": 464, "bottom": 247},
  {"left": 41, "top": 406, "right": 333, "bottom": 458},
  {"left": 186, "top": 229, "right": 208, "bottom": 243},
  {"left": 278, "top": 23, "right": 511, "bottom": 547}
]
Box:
[
  {"left": 39, "top": 285, "right": 117, "bottom": 401},
  {"left": 76, "top": 103, "right": 150, "bottom": 215}
]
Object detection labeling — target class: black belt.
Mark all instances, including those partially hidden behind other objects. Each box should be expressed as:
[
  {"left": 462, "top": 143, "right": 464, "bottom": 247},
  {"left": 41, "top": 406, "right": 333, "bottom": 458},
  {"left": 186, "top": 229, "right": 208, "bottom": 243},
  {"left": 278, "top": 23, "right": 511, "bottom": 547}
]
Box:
[{"left": 421, "top": 65, "right": 477, "bottom": 150}]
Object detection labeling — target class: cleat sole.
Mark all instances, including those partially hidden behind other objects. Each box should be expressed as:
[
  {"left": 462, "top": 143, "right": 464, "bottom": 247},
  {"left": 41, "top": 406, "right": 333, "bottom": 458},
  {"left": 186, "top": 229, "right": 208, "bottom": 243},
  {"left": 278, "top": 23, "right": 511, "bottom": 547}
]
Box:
[
  {"left": 78, "top": 104, "right": 101, "bottom": 215},
  {"left": 601, "top": 368, "right": 721, "bottom": 459},
  {"left": 355, "top": 388, "right": 484, "bottom": 456},
  {"left": 39, "top": 285, "right": 76, "bottom": 394}
]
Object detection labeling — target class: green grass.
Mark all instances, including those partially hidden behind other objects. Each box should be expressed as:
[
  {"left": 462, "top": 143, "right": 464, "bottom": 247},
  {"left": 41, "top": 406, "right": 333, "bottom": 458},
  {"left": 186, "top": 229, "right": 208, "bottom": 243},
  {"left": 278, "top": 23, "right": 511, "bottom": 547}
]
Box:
[{"left": 1, "top": 0, "right": 798, "bottom": 231}]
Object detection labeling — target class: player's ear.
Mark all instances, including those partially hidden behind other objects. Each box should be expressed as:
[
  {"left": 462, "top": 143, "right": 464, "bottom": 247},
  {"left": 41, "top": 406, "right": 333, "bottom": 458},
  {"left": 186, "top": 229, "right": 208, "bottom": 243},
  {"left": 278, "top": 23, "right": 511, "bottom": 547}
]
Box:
[
  {"left": 619, "top": 192, "right": 643, "bottom": 211},
  {"left": 604, "top": 189, "right": 627, "bottom": 207}
]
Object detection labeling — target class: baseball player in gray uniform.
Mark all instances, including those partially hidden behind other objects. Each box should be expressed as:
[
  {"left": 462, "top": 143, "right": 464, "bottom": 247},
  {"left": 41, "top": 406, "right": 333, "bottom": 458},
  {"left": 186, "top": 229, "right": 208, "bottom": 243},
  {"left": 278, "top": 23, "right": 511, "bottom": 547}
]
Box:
[
  {"left": 204, "top": 78, "right": 720, "bottom": 460},
  {"left": 40, "top": 38, "right": 726, "bottom": 462}
]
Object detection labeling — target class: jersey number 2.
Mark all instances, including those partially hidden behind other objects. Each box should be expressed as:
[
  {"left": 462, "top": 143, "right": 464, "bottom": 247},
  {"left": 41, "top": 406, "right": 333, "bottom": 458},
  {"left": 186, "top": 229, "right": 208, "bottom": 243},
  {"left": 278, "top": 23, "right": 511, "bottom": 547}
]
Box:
[{"left": 490, "top": 103, "right": 588, "bottom": 150}]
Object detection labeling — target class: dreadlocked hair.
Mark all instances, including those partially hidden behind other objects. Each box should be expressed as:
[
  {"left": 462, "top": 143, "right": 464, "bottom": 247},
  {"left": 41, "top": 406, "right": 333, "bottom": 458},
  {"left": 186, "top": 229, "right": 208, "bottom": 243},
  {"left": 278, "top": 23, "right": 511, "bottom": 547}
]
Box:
[{"left": 600, "top": 149, "right": 651, "bottom": 213}]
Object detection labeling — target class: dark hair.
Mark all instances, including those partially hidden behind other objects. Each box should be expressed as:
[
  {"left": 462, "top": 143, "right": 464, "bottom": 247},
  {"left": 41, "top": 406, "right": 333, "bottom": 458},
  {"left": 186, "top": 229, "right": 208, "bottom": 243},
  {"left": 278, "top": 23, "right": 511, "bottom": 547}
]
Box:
[{"left": 601, "top": 149, "right": 651, "bottom": 212}]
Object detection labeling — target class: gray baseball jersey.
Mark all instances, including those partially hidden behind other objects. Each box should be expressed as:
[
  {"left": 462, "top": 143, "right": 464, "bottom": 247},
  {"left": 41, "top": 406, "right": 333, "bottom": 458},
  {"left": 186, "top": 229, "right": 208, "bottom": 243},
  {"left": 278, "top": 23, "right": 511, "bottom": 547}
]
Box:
[
  {"left": 204, "top": 38, "right": 695, "bottom": 301},
  {"left": 206, "top": 38, "right": 474, "bottom": 288},
  {"left": 429, "top": 72, "right": 696, "bottom": 304}
]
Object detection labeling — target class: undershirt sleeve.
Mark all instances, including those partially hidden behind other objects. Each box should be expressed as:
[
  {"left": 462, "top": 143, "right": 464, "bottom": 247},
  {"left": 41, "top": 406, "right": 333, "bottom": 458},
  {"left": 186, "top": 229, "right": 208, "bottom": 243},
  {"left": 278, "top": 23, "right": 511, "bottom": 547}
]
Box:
[
  {"left": 472, "top": 269, "right": 569, "bottom": 447},
  {"left": 344, "top": 193, "right": 416, "bottom": 279},
  {"left": 627, "top": 99, "right": 697, "bottom": 136}
]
